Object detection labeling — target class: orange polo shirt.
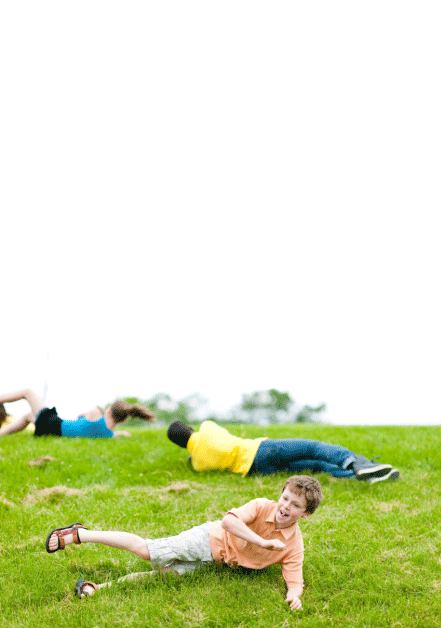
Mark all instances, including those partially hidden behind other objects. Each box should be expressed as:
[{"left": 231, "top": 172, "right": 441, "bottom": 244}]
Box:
[{"left": 209, "top": 498, "right": 304, "bottom": 588}]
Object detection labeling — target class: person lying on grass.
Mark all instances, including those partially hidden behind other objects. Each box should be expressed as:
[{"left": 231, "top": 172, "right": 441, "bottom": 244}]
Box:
[
  {"left": 0, "top": 389, "right": 155, "bottom": 439},
  {"left": 167, "top": 419, "right": 400, "bottom": 483},
  {"left": 46, "top": 475, "right": 323, "bottom": 611}
]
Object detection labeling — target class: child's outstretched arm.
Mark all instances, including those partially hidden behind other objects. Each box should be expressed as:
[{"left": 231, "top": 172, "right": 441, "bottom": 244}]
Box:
[{"left": 221, "top": 513, "right": 286, "bottom": 551}]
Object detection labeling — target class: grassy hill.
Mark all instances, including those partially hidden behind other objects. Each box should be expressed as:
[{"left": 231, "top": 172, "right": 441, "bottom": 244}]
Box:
[{"left": 0, "top": 423, "right": 440, "bottom": 627}]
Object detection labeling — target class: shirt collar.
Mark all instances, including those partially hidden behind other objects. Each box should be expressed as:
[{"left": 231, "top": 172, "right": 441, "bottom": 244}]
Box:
[{"left": 266, "top": 503, "right": 298, "bottom": 540}]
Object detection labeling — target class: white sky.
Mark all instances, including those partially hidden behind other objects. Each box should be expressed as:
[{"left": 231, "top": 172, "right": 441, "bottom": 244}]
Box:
[{"left": 2, "top": 2, "right": 440, "bottom": 425}]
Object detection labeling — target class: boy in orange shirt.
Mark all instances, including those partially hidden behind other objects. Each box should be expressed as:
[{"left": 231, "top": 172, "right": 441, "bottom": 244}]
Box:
[{"left": 46, "top": 475, "right": 322, "bottom": 611}]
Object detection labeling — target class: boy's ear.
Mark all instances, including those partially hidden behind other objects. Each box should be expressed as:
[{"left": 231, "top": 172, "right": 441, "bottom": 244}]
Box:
[{"left": 301, "top": 512, "right": 312, "bottom": 519}]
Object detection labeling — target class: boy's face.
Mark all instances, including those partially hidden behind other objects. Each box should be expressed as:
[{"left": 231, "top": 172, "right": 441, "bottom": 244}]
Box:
[{"left": 275, "top": 487, "right": 310, "bottom": 529}]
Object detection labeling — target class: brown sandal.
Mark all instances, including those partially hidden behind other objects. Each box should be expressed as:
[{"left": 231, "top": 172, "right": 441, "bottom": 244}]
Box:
[
  {"left": 45, "top": 523, "right": 87, "bottom": 553},
  {"left": 75, "top": 578, "right": 98, "bottom": 598}
]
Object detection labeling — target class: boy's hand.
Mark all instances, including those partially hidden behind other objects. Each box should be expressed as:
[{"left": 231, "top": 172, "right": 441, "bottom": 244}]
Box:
[
  {"left": 286, "top": 592, "right": 302, "bottom": 610},
  {"left": 262, "top": 538, "right": 286, "bottom": 551}
]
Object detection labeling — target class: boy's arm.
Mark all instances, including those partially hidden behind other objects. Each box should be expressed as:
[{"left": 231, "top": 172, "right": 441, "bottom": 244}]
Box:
[
  {"left": 286, "top": 585, "right": 303, "bottom": 610},
  {"left": 223, "top": 512, "right": 303, "bottom": 610},
  {"left": 221, "top": 513, "right": 285, "bottom": 550}
]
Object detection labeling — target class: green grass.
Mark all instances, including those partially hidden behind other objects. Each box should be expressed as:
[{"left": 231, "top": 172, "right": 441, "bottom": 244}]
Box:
[{"left": 1, "top": 424, "right": 441, "bottom": 627}]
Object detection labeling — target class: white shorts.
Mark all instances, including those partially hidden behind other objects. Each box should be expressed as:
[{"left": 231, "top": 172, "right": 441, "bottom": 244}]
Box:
[{"left": 147, "top": 522, "right": 214, "bottom": 575}]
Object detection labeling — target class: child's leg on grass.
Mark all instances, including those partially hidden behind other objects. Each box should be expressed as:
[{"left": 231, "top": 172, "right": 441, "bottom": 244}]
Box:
[
  {"left": 21, "top": 389, "right": 46, "bottom": 420},
  {"left": 48, "top": 528, "right": 151, "bottom": 560},
  {"left": 0, "top": 388, "right": 46, "bottom": 419},
  {"left": 101, "top": 568, "right": 176, "bottom": 588},
  {"left": 79, "top": 568, "right": 178, "bottom": 597}
]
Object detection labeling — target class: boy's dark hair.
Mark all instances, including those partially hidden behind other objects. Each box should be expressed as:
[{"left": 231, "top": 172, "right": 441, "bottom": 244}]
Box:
[
  {"left": 167, "top": 421, "right": 194, "bottom": 448},
  {"left": 0, "top": 403, "right": 7, "bottom": 426},
  {"left": 282, "top": 475, "right": 323, "bottom": 514}
]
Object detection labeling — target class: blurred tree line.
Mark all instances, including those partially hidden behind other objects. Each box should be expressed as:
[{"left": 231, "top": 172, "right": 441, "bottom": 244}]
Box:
[{"left": 115, "top": 389, "right": 326, "bottom": 426}]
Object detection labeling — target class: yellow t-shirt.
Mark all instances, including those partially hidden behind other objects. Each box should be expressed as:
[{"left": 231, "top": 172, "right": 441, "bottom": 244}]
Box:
[
  {"left": 2, "top": 415, "right": 35, "bottom": 433},
  {"left": 187, "top": 420, "right": 267, "bottom": 476}
]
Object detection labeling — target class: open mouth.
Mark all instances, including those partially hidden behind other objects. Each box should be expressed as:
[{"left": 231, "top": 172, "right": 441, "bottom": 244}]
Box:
[{"left": 279, "top": 509, "right": 289, "bottom": 519}]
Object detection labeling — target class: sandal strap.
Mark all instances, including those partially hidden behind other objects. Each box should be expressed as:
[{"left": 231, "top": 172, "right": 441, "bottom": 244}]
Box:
[
  {"left": 72, "top": 527, "right": 83, "bottom": 544},
  {"left": 75, "top": 578, "right": 98, "bottom": 598},
  {"left": 71, "top": 524, "right": 85, "bottom": 544},
  {"left": 82, "top": 580, "right": 98, "bottom": 592},
  {"left": 55, "top": 524, "right": 85, "bottom": 549}
]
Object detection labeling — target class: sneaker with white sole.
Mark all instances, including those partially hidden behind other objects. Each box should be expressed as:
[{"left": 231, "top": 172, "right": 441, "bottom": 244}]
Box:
[
  {"left": 368, "top": 468, "right": 400, "bottom": 484},
  {"left": 351, "top": 455, "right": 393, "bottom": 481}
]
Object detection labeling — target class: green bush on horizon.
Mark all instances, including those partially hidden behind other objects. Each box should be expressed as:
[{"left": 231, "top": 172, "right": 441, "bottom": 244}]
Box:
[{"left": 114, "top": 388, "right": 326, "bottom": 426}]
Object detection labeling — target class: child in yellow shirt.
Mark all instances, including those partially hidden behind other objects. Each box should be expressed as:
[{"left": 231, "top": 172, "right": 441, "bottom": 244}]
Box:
[{"left": 168, "top": 419, "right": 400, "bottom": 483}]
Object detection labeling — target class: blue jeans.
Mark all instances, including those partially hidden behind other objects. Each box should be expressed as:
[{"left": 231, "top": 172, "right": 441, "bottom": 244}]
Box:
[{"left": 248, "top": 439, "right": 356, "bottom": 478}]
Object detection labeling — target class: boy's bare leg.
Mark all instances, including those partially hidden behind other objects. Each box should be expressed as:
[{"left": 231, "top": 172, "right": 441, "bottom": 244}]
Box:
[
  {"left": 79, "top": 570, "right": 157, "bottom": 597},
  {"left": 0, "top": 412, "right": 33, "bottom": 436},
  {"left": 47, "top": 528, "right": 151, "bottom": 560},
  {"left": 48, "top": 526, "right": 183, "bottom": 598},
  {"left": 78, "top": 567, "right": 179, "bottom": 598}
]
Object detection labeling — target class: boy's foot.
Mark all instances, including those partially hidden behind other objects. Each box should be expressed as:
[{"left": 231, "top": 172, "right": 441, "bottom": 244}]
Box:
[
  {"left": 75, "top": 578, "right": 98, "bottom": 598},
  {"left": 351, "top": 455, "right": 393, "bottom": 481},
  {"left": 46, "top": 523, "right": 87, "bottom": 553},
  {"left": 368, "top": 468, "right": 400, "bottom": 484}
]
